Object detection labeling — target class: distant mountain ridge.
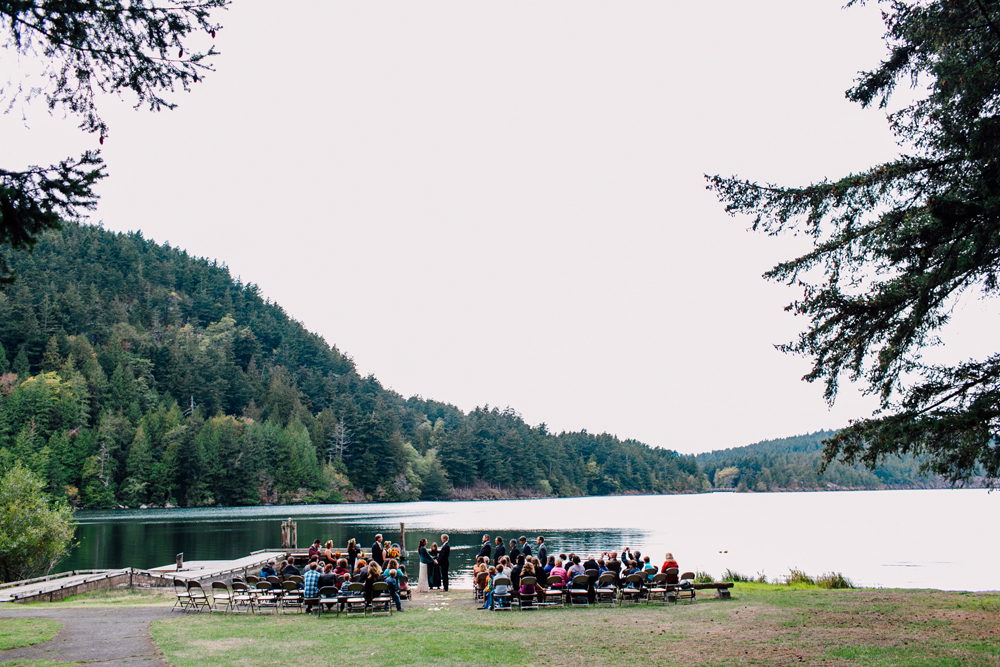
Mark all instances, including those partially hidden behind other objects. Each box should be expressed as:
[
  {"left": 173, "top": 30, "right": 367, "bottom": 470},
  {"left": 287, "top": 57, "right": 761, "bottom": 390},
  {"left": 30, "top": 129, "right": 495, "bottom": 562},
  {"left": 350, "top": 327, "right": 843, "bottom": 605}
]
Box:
[
  {"left": 0, "top": 223, "right": 705, "bottom": 508},
  {"left": 696, "top": 430, "right": 955, "bottom": 491}
]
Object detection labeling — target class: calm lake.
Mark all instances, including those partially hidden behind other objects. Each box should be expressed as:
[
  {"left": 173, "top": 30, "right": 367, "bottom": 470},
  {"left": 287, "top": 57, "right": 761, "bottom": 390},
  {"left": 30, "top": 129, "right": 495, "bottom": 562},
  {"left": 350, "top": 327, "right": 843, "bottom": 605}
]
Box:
[{"left": 64, "top": 489, "right": 999, "bottom": 591}]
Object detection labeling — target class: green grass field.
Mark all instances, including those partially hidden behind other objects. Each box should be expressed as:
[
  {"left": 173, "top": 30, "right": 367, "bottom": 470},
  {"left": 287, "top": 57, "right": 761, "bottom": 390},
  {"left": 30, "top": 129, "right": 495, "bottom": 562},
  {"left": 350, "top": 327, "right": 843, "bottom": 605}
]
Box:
[
  {"left": 0, "top": 618, "right": 62, "bottom": 651},
  {"left": 150, "top": 585, "right": 1000, "bottom": 667}
]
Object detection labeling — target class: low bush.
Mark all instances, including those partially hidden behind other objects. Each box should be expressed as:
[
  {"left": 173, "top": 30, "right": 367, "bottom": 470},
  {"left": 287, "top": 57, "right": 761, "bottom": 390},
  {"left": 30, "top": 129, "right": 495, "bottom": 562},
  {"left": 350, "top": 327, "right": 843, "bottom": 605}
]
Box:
[
  {"left": 721, "top": 569, "right": 752, "bottom": 582},
  {"left": 786, "top": 568, "right": 815, "bottom": 585},
  {"left": 816, "top": 572, "right": 854, "bottom": 589},
  {"left": 694, "top": 570, "right": 715, "bottom": 583}
]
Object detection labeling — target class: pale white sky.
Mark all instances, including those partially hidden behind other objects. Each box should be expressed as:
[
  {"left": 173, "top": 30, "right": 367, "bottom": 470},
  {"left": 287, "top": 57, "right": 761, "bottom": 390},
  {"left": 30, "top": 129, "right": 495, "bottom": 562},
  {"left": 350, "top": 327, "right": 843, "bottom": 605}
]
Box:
[{"left": 8, "top": 0, "right": 982, "bottom": 455}]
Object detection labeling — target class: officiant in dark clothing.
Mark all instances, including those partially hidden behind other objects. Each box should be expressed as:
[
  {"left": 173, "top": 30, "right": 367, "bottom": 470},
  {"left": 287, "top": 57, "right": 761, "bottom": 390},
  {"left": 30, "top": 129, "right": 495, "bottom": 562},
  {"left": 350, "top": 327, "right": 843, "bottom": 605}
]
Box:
[
  {"left": 372, "top": 534, "right": 384, "bottom": 568},
  {"left": 439, "top": 534, "right": 451, "bottom": 592}
]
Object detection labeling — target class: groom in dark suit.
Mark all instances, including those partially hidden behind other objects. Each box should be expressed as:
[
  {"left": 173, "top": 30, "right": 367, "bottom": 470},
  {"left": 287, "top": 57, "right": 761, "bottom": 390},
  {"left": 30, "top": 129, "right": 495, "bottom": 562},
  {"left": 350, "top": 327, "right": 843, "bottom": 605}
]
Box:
[
  {"left": 438, "top": 534, "right": 451, "bottom": 592},
  {"left": 372, "top": 534, "right": 384, "bottom": 568}
]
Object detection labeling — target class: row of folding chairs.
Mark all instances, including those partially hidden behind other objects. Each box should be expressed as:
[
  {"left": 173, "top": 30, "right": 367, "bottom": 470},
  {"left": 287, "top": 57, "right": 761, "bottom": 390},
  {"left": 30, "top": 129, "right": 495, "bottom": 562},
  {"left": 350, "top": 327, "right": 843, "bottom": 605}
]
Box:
[{"left": 484, "top": 570, "right": 698, "bottom": 610}]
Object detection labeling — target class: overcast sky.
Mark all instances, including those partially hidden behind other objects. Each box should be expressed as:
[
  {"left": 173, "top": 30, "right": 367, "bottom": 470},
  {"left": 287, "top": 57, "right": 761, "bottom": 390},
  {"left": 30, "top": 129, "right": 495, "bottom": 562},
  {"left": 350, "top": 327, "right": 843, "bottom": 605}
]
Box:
[{"left": 8, "top": 0, "right": 989, "bottom": 455}]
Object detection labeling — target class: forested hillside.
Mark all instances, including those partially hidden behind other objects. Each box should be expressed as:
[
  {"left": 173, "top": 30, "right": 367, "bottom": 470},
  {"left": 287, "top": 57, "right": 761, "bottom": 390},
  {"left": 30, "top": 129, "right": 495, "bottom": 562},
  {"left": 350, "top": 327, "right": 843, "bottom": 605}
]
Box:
[
  {"left": 0, "top": 224, "right": 706, "bottom": 508},
  {"left": 697, "top": 431, "right": 951, "bottom": 491}
]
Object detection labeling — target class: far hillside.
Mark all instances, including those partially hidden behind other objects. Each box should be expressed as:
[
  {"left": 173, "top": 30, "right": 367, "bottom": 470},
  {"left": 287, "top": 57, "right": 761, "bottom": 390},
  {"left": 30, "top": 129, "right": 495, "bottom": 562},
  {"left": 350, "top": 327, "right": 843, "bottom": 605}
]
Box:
[{"left": 696, "top": 430, "right": 952, "bottom": 491}]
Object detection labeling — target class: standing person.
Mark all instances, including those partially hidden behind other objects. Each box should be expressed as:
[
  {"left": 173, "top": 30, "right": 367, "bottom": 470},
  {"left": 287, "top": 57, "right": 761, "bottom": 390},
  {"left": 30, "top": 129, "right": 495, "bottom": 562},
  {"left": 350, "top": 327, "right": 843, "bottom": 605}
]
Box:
[
  {"left": 308, "top": 539, "right": 322, "bottom": 559},
  {"left": 509, "top": 539, "right": 521, "bottom": 562},
  {"left": 493, "top": 536, "right": 506, "bottom": 567},
  {"left": 439, "top": 534, "right": 451, "bottom": 592},
  {"left": 536, "top": 536, "right": 547, "bottom": 565},
  {"left": 417, "top": 538, "right": 432, "bottom": 593},
  {"left": 372, "top": 534, "right": 385, "bottom": 568},
  {"left": 477, "top": 535, "right": 492, "bottom": 560},
  {"left": 429, "top": 542, "right": 441, "bottom": 589},
  {"left": 346, "top": 538, "right": 359, "bottom": 573},
  {"left": 519, "top": 536, "right": 531, "bottom": 558}
]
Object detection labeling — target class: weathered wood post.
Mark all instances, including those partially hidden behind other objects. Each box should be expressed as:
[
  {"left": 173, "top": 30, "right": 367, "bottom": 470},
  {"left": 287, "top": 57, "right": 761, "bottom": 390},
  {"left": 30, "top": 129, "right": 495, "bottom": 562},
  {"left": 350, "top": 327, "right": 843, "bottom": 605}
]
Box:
[
  {"left": 399, "top": 522, "right": 406, "bottom": 553},
  {"left": 175, "top": 553, "right": 183, "bottom": 571},
  {"left": 281, "top": 518, "right": 297, "bottom": 549}
]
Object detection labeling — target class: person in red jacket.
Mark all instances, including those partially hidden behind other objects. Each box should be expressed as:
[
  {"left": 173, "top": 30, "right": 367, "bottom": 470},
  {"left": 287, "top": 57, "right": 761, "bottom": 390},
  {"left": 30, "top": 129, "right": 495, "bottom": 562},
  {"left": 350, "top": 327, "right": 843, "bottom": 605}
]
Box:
[{"left": 661, "top": 552, "right": 680, "bottom": 584}]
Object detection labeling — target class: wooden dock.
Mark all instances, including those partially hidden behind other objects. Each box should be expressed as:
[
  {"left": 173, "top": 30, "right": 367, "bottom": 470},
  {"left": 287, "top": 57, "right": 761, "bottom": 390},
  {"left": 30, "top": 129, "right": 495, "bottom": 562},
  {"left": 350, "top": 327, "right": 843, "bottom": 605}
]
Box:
[{"left": 0, "top": 551, "right": 287, "bottom": 604}]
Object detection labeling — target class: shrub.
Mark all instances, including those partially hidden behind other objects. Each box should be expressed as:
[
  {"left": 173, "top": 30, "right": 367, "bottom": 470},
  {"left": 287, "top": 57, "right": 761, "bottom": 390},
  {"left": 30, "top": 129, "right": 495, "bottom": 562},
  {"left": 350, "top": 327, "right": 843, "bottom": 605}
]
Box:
[
  {"left": 786, "top": 568, "right": 815, "bottom": 585},
  {"left": 755, "top": 571, "right": 768, "bottom": 583},
  {"left": 0, "top": 463, "right": 75, "bottom": 583},
  {"left": 721, "top": 568, "right": 752, "bottom": 582},
  {"left": 694, "top": 570, "right": 715, "bottom": 583},
  {"left": 816, "top": 572, "right": 854, "bottom": 589}
]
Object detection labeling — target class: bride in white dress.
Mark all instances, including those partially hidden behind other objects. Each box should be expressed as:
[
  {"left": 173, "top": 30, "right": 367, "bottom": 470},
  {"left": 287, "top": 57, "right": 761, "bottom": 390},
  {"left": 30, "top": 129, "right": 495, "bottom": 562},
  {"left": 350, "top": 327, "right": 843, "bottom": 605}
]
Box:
[{"left": 417, "top": 538, "right": 431, "bottom": 592}]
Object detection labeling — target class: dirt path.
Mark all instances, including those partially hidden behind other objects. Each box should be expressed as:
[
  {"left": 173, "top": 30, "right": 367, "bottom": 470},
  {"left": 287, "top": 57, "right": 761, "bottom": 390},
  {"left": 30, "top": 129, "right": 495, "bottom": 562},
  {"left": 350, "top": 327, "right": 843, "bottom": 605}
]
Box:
[{"left": 0, "top": 605, "right": 174, "bottom": 665}]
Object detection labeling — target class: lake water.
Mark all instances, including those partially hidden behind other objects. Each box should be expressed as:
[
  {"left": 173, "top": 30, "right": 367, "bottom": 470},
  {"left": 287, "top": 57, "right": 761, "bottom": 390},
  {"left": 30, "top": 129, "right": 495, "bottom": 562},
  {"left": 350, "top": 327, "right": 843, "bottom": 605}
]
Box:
[{"left": 63, "top": 489, "right": 999, "bottom": 591}]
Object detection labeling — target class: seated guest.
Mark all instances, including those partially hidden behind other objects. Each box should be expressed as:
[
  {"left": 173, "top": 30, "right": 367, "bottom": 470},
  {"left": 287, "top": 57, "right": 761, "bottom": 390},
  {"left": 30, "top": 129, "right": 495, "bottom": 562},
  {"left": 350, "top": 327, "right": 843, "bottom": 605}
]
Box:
[
  {"left": 334, "top": 558, "right": 350, "bottom": 580},
  {"left": 474, "top": 564, "right": 489, "bottom": 596},
  {"left": 479, "top": 566, "right": 498, "bottom": 610},
  {"left": 661, "top": 552, "right": 680, "bottom": 584},
  {"left": 383, "top": 568, "right": 404, "bottom": 612},
  {"left": 318, "top": 563, "right": 337, "bottom": 591},
  {"left": 260, "top": 559, "right": 277, "bottom": 579},
  {"left": 303, "top": 562, "right": 320, "bottom": 611},
  {"left": 363, "top": 562, "right": 382, "bottom": 604},
  {"left": 584, "top": 554, "right": 600, "bottom": 573},
  {"left": 519, "top": 561, "right": 537, "bottom": 600},
  {"left": 597, "top": 558, "right": 608, "bottom": 575},
  {"left": 549, "top": 558, "right": 568, "bottom": 588},
  {"left": 544, "top": 555, "right": 555, "bottom": 576},
  {"left": 627, "top": 560, "right": 643, "bottom": 579},
  {"left": 499, "top": 557, "right": 512, "bottom": 578},
  {"left": 566, "top": 555, "right": 585, "bottom": 580},
  {"left": 397, "top": 565, "right": 410, "bottom": 597},
  {"left": 317, "top": 563, "right": 337, "bottom": 609},
  {"left": 643, "top": 555, "right": 657, "bottom": 580},
  {"left": 280, "top": 560, "right": 300, "bottom": 578},
  {"left": 511, "top": 555, "right": 525, "bottom": 590}
]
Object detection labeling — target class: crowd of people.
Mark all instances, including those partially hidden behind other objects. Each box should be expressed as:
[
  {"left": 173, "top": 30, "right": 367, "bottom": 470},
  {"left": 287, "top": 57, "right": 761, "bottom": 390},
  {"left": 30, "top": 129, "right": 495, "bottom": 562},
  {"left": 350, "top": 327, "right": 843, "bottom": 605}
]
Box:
[
  {"left": 254, "top": 533, "right": 683, "bottom": 613},
  {"left": 468, "top": 534, "right": 684, "bottom": 611},
  {"left": 259, "top": 534, "right": 411, "bottom": 612}
]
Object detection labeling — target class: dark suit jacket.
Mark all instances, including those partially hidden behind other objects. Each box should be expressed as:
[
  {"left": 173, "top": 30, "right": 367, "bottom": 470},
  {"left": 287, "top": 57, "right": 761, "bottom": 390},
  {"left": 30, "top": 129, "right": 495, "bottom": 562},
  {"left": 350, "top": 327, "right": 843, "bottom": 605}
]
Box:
[
  {"left": 438, "top": 542, "right": 451, "bottom": 570},
  {"left": 493, "top": 543, "right": 506, "bottom": 565},
  {"left": 372, "top": 541, "right": 384, "bottom": 565},
  {"left": 537, "top": 544, "right": 547, "bottom": 564},
  {"left": 521, "top": 543, "right": 532, "bottom": 558},
  {"left": 477, "top": 542, "right": 492, "bottom": 560}
]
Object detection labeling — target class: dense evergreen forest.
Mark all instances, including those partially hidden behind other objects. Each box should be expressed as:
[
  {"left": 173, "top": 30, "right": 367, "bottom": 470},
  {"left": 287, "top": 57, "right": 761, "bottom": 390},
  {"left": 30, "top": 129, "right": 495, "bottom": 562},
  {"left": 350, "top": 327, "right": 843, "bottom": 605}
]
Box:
[
  {"left": 697, "top": 431, "right": 953, "bottom": 492},
  {"left": 0, "top": 224, "right": 707, "bottom": 508}
]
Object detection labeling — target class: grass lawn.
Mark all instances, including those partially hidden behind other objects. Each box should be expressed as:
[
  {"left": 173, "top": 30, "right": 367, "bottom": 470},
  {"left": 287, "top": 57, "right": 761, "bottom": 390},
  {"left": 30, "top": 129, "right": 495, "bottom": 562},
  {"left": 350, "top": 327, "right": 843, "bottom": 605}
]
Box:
[
  {"left": 0, "top": 618, "right": 62, "bottom": 651},
  {"left": 151, "top": 585, "right": 1000, "bottom": 667}
]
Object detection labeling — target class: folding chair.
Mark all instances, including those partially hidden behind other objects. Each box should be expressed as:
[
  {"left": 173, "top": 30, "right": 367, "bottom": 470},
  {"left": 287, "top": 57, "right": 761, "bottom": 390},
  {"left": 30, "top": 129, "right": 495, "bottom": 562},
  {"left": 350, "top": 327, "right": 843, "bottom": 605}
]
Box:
[
  {"left": 187, "top": 581, "right": 212, "bottom": 612},
  {"left": 281, "top": 580, "right": 304, "bottom": 613},
  {"left": 211, "top": 581, "right": 232, "bottom": 612},
  {"left": 568, "top": 575, "right": 590, "bottom": 606},
  {"left": 539, "top": 575, "right": 564, "bottom": 608},
  {"left": 646, "top": 573, "right": 670, "bottom": 605},
  {"left": 620, "top": 574, "right": 645, "bottom": 605},
  {"left": 316, "top": 586, "right": 339, "bottom": 619},
  {"left": 173, "top": 579, "right": 192, "bottom": 611},
  {"left": 245, "top": 575, "right": 259, "bottom": 586},
  {"left": 254, "top": 581, "right": 280, "bottom": 614},
  {"left": 371, "top": 581, "right": 393, "bottom": 616},
  {"left": 676, "top": 572, "right": 697, "bottom": 603},
  {"left": 231, "top": 582, "right": 256, "bottom": 614},
  {"left": 492, "top": 576, "right": 513, "bottom": 610},
  {"left": 345, "top": 582, "right": 367, "bottom": 617},
  {"left": 518, "top": 577, "right": 538, "bottom": 610},
  {"left": 595, "top": 572, "right": 618, "bottom": 606}
]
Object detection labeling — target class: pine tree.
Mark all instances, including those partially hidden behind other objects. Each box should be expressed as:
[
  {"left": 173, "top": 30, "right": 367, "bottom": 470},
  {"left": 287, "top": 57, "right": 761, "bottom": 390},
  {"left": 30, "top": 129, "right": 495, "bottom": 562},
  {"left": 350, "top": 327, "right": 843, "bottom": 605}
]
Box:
[
  {"left": 41, "top": 336, "right": 63, "bottom": 372},
  {"left": 12, "top": 347, "right": 29, "bottom": 378},
  {"left": 708, "top": 0, "right": 1000, "bottom": 484},
  {"left": 0, "top": 341, "right": 9, "bottom": 374}
]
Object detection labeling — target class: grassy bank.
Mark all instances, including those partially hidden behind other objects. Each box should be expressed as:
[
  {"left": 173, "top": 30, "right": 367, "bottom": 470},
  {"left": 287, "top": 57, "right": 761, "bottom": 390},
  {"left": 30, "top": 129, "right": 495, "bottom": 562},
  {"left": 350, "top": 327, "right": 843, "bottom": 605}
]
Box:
[
  {"left": 150, "top": 585, "right": 1000, "bottom": 667},
  {"left": 0, "top": 618, "right": 62, "bottom": 651}
]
